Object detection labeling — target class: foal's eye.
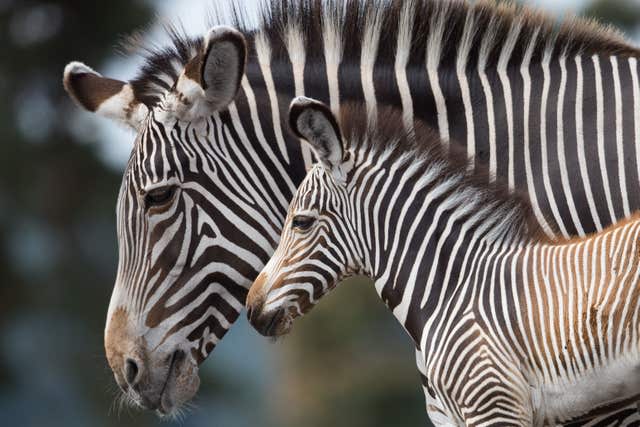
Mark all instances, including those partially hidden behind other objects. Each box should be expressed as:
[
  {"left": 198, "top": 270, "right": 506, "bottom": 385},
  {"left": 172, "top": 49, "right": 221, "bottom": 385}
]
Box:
[
  {"left": 145, "top": 186, "right": 176, "bottom": 208},
  {"left": 291, "top": 215, "right": 316, "bottom": 231}
]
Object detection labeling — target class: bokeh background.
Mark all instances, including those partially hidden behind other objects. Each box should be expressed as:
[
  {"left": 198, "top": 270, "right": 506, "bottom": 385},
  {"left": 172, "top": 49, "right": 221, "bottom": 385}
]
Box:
[{"left": 1, "top": 1, "right": 639, "bottom": 426}]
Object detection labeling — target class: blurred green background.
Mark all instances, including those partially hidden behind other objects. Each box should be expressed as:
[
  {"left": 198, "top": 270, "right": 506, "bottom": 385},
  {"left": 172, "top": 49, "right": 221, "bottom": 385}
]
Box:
[{"left": 0, "top": 1, "right": 638, "bottom": 426}]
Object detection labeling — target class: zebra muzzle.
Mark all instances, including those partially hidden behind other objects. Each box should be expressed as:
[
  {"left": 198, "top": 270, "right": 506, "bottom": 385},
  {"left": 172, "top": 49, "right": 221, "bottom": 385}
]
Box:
[{"left": 248, "top": 305, "right": 286, "bottom": 337}]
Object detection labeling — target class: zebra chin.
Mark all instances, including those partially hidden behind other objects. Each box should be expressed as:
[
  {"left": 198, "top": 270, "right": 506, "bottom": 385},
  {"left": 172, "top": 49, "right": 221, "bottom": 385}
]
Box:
[
  {"left": 245, "top": 294, "right": 299, "bottom": 337},
  {"left": 111, "top": 347, "right": 201, "bottom": 417},
  {"left": 246, "top": 272, "right": 315, "bottom": 336},
  {"left": 246, "top": 302, "right": 295, "bottom": 337},
  {"left": 104, "top": 308, "right": 201, "bottom": 416}
]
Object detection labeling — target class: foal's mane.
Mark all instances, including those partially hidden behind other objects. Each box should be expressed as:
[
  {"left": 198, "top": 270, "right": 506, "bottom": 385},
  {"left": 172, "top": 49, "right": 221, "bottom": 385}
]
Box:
[
  {"left": 126, "top": 0, "right": 640, "bottom": 107},
  {"left": 339, "top": 103, "right": 546, "bottom": 242}
]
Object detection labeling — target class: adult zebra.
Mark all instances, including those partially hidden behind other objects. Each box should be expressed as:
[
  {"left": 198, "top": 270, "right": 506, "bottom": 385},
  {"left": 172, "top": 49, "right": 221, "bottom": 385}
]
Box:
[
  {"left": 62, "top": 0, "right": 640, "bottom": 421},
  {"left": 247, "top": 97, "right": 640, "bottom": 426}
]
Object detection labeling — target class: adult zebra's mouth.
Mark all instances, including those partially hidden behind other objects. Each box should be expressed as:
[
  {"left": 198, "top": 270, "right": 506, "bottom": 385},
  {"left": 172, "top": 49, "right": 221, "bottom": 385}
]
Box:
[
  {"left": 105, "top": 308, "right": 201, "bottom": 416},
  {"left": 156, "top": 349, "right": 184, "bottom": 416},
  {"left": 123, "top": 348, "right": 199, "bottom": 417},
  {"left": 155, "top": 348, "right": 200, "bottom": 417}
]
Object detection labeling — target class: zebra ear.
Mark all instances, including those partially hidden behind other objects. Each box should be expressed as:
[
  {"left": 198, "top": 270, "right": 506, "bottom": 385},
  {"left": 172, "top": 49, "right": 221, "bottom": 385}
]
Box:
[
  {"left": 168, "top": 26, "right": 247, "bottom": 121},
  {"left": 289, "top": 97, "right": 344, "bottom": 170},
  {"left": 63, "top": 62, "right": 148, "bottom": 129}
]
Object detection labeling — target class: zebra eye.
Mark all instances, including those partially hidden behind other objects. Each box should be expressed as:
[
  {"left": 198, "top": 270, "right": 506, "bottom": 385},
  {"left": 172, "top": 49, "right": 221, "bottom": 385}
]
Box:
[
  {"left": 291, "top": 215, "right": 316, "bottom": 231},
  {"left": 145, "top": 186, "right": 176, "bottom": 208}
]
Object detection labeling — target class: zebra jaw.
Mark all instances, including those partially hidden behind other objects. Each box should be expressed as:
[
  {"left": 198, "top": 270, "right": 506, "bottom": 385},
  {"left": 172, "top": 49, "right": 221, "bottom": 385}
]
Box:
[
  {"left": 104, "top": 308, "right": 201, "bottom": 416},
  {"left": 246, "top": 274, "right": 298, "bottom": 337},
  {"left": 246, "top": 299, "right": 296, "bottom": 337}
]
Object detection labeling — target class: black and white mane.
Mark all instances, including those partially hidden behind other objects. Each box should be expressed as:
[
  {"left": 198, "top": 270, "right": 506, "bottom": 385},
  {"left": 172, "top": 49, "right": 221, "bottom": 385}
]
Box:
[
  {"left": 126, "top": 0, "right": 639, "bottom": 108},
  {"left": 338, "top": 103, "right": 544, "bottom": 241}
]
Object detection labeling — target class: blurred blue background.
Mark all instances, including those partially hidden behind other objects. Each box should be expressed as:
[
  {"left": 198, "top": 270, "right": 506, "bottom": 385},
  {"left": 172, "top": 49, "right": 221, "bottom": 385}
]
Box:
[{"left": 1, "top": 1, "right": 639, "bottom": 426}]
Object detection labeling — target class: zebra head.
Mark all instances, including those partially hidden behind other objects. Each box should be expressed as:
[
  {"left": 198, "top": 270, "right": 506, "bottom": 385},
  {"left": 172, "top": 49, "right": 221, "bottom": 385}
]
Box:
[
  {"left": 63, "top": 27, "right": 248, "bottom": 414},
  {"left": 246, "top": 97, "right": 365, "bottom": 336}
]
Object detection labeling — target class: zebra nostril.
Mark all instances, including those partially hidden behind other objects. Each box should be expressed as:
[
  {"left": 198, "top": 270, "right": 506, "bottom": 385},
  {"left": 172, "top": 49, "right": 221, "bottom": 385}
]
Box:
[{"left": 124, "top": 357, "right": 140, "bottom": 386}]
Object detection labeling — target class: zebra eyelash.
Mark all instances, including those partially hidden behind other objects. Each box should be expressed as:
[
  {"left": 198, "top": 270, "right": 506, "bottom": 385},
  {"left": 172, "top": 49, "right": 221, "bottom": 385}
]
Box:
[
  {"left": 290, "top": 210, "right": 318, "bottom": 232},
  {"left": 291, "top": 215, "right": 316, "bottom": 232}
]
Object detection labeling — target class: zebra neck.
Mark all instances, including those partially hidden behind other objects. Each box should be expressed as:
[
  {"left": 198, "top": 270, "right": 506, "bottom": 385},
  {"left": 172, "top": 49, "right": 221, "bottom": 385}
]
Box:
[
  {"left": 360, "top": 158, "right": 530, "bottom": 347},
  {"left": 220, "top": 53, "right": 421, "bottom": 235}
]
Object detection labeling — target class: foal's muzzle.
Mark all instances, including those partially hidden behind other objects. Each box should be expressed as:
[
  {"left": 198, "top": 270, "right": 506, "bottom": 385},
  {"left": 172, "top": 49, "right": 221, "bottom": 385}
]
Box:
[{"left": 247, "top": 303, "right": 287, "bottom": 336}]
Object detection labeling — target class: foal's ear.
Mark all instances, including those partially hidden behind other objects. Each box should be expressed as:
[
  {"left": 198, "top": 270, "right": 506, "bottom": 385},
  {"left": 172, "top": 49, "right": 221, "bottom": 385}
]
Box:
[
  {"left": 289, "top": 97, "right": 343, "bottom": 169},
  {"left": 168, "top": 26, "right": 247, "bottom": 120},
  {"left": 63, "top": 62, "right": 148, "bottom": 129}
]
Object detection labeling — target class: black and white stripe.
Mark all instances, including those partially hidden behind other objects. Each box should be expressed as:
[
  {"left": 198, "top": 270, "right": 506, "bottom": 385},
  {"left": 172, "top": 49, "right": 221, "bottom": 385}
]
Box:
[
  {"left": 247, "top": 100, "right": 640, "bottom": 426},
  {"left": 65, "top": 0, "right": 640, "bottom": 419}
]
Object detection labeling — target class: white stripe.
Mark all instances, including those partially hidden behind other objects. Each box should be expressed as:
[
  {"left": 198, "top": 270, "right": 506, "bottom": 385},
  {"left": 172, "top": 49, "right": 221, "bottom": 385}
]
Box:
[
  {"left": 539, "top": 53, "right": 570, "bottom": 237},
  {"left": 575, "top": 56, "right": 602, "bottom": 231},
  {"left": 520, "top": 31, "right": 554, "bottom": 237},
  {"left": 361, "top": 7, "right": 383, "bottom": 124},
  {"left": 254, "top": 32, "right": 290, "bottom": 164},
  {"left": 497, "top": 19, "right": 521, "bottom": 190},
  {"left": 426, "top": 4, "right": 450, "bottom": 145},
  {"left": 395, "top": 0, "right": 415, "bottom": 133},
  {"left": 285, "top": 26, "right": 312, "bottom": 169},
  {"left": 529, "top": 246, "right": 554, "bottom": 382},
  {"left": 322, "top": 8, "right": 342, "bottom": 117},
  {"left": 147, "top": 126, "right": 158, "bottom": 182},
  {"left": 456, "top": 9, "right": 476, "bottom": 169},
  {"left": 593, "top": 55, "right": 617, "bottom": 224},
  {"left": 478, "top": 23, "right": 497, "bottom": 181},
  {"left": 631, "top": 58, "right": 640, "bottom": 194},
  {"left": 611, "top": 56, "right": 631, "bottom": 217},
  {"left": 555, "top": 55, "right": 584, "bottom": 237}
]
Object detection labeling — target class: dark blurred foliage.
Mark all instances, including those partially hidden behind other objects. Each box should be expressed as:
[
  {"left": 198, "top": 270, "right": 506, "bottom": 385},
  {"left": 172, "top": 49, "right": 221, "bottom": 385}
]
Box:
[
  {"left": 0, "top": 1, "right": 159, "bottom": 426},
  {"left": 273, "top": 278, "right": 427, "bottom": 427},
  {"left": 0, "top": 1, "right": 639, "bottom": 427},
  {"left": 0, "top": 4, "right": 277, "bottom": 427}
]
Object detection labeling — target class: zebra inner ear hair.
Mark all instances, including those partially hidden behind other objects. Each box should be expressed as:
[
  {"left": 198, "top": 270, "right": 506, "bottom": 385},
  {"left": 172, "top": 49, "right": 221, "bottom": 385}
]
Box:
[
  {"left": 199, "top": 27, "right": 247, "bottom": 110},
  {"left": 289, "top": 97, "right": 343, "bottom": 168}
]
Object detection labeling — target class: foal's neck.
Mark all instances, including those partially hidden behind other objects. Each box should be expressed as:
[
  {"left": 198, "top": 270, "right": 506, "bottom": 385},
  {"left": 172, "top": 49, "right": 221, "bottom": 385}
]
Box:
[{"left": 349, "top": 148, "right": 536, "bottom": 346}]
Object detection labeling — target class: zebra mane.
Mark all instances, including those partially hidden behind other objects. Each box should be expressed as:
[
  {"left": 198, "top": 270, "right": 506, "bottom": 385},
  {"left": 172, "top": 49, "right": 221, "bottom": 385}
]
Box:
[
  {"left": 339, "top": 103, "right": 546, "bottom": 242},
  {"left": 125, "top": 0, "right": 640, "bottom": 107}
]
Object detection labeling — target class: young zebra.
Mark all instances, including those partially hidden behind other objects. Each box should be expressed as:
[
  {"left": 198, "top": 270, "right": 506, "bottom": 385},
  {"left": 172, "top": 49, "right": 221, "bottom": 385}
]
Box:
[{"left": 246, "top": 97, "right": 640, "bottom": 426}]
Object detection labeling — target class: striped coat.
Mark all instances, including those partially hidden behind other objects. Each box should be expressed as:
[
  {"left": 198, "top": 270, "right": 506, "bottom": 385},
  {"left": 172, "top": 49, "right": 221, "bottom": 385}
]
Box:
[
  {"left": 247, "top": 99, "right": 640, "bottom": 426},
  {"left": 63, "top": 0, "right": 640, "bottom": 422}
]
